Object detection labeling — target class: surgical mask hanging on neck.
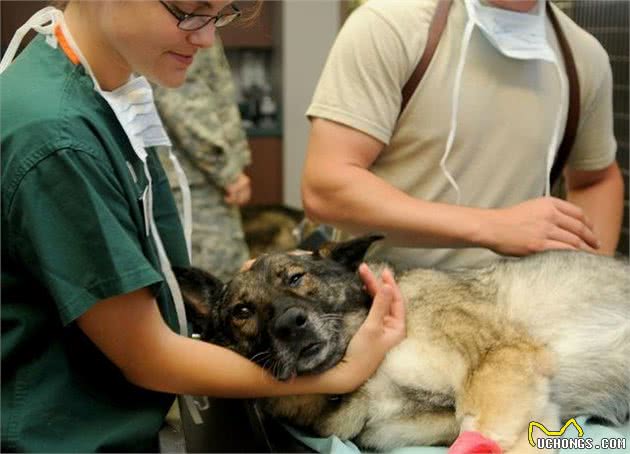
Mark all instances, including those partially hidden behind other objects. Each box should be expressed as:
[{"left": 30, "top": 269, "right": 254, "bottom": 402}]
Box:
[
  {"left": 96, "top": 77, "right": 193, "bottom": 258},
  {"left": 441, "top": 0, "right": 567, "bottom": 204},
  {"left": 465, "top": 0, "right": 556, "bottom": 62}
]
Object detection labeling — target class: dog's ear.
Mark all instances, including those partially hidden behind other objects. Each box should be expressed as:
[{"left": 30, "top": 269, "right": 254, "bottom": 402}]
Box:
[
  {"left": 173, "top": 266, "right": 224, "bottom": 335},
  {"left": 315, "top": 234, "right": 384, "bottom": 270}
]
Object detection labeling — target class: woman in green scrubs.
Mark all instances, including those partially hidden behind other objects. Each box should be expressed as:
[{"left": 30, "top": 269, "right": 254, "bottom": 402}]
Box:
[{"left": 0, "top": 1, "right": 406, "bottom": 451}]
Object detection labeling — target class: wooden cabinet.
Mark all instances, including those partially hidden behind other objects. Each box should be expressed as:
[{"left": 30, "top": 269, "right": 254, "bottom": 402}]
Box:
[
  {"left": 245, "top": 137, "right": 283, "bottom": 206},
  {"left": 222, "top": 2, "right": 284, "bottom": 206},
  {"left": 1, "top": 1, "right": 47, "bottom": 53},
  {"left": 218, "top": 1, "right": 275, "bottom": 48}
]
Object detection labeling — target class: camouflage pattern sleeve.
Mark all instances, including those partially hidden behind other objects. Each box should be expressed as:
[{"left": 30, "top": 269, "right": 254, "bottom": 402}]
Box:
[
  {"left": 204, "top": 38, "right": 252, "bottom": 175},
  {"left": 154, "top": 38, "right": 251, "bottom": 189}
]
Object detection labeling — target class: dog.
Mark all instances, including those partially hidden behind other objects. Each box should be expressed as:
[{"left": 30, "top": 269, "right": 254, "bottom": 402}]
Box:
[
  {"left": 175, "top": 235, "right": 630, "bottom": 453},
  {"left": 240, "top": 204, "right": 305, "bottom": 258}
]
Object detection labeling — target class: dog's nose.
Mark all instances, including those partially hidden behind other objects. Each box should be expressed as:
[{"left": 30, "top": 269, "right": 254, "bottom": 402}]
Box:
[{"left": 273, "top": 307, "right": 308, "bottom": 340}]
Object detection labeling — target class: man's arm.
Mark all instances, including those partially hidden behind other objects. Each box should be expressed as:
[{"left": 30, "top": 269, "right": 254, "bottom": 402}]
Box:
[
  {"left": 302, "top": 118, "right": 600, "bottom": 256},
  {"left": 302, "top": 119, "right": 487, "bottom": 248},
  {"left": 564, "top": 161, "right": 624, "bottom": 255}
]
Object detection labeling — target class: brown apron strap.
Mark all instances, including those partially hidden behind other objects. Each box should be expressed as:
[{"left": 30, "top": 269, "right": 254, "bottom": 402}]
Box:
[
  {"left": 399, "top": 1, "right": 579, "bottom": 188},
  {"left": 400, "top": 0, "right": 453, "bottom": 117},
  {"left": 547, "top": 2, "right": 580, "bottom": 187}
]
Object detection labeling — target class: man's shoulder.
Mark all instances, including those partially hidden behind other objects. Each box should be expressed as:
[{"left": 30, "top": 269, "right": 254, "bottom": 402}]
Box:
[
  {"left": 551, "top": 5, "right": 610, "bottom": 67},
  {"left": 550, "top": 4, "right": 612, "bottom": 105},
  {"left": 340, "top": 0, "right": 444, "bottom": 71},
  {"left": 356, "top": 0, "right": 440, "bottom": 33},
  {"left": 361, "top": 0, "right": 440, "bottom": 17}
]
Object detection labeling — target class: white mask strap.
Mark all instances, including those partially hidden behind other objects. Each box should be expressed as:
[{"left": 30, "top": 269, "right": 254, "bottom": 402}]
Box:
[
  {"left": 149, "top": 216, "right": 204, "bottom": 425},
  {"left": 150, "top": 218, "right": 188, "bottom": 336},
  {"left": 142, "top": 162, "right": 154, "bottom": 237},
  {"left": 167, "top": 150, "right": 193, "bottom": 260},
  {"left": 0, "top": 7, "right": 62, "bottom": 74},
  {"left": 441, "top": 18, "right": 475, "bottom": 205},
  {"left": 545, "top": 60, "right": 568, "bottom": 196},
  {"left": 537, "top": 0, "right": 546, "bottom": 18}
]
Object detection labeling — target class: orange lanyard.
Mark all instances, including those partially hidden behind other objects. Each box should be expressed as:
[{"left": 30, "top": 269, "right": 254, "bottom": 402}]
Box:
[{"left": 54, "top": 24, "right": 79, "bottom": 65}]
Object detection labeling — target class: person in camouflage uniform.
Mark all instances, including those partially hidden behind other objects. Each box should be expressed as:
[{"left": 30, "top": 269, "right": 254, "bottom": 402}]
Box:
[{"left": 155, "top": 37, "right": 251, "bottom": 282}]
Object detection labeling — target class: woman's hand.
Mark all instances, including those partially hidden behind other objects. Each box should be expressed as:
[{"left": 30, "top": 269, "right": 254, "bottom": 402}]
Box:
[
  {"left": 317, "top": 265, "right": 406, "bottom": 394},
  {"left": 224, "top": 172, "right": 251, "bottom": 206}
]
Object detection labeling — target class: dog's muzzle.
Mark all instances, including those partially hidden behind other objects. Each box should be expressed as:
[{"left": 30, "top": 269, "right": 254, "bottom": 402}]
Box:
[
  {"left": 269, "top": 300, "right": 333, "bottom": 380},
  {"left": 274, "top": 306, "right": 324, "bottom": 358}
]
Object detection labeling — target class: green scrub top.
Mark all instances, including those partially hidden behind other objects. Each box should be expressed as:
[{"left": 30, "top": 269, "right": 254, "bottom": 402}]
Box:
[{"left": 1, "top": 35, "right": 190, "bottom": 452}]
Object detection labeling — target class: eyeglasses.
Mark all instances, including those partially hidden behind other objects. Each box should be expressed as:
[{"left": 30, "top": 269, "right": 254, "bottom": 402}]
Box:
[{"left": 160, "top": 1, "right": 241, "bottom": 31}]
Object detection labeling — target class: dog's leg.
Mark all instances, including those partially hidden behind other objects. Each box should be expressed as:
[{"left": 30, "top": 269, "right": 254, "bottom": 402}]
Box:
[
  {"left": 313, "top": 394, "right": 370, "bottom": 441},
  {"left": 356, "top": 411, "right": 459, "bottom": 451},
  {"left": 455, "top": 344, "right": 557, "bottom": 453},
  {"left": 507, "top": 400, "right": 560, "bottom": 454}
]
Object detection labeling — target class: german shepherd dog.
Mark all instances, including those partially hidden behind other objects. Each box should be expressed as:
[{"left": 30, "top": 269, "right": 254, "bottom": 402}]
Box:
[{"left": 175, "top": 236, "right": 630, "bottom": 453}]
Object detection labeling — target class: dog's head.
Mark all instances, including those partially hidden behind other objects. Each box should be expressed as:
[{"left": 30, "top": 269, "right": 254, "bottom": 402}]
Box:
[{"left": 175, "top": 235, "right": 383, "bottom": 381}]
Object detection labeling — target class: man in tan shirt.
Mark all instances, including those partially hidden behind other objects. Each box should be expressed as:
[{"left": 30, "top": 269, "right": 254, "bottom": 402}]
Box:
[{"left": 303, "top": 0, "right": 623, "bottom": 269}]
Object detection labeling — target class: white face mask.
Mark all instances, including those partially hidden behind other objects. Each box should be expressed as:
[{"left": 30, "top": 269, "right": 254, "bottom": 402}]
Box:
[
  {"left": 441, "top": 0, "right": 566, "bottom": 203},
  {"left": 465, "top": 0, "right": 556, "bottom": 63},
  {"left": 0, "top": 6, "right": 204, "bottom": 423},
  {"left": 100, "top": 77, "right": 172, "bottom": 152}
]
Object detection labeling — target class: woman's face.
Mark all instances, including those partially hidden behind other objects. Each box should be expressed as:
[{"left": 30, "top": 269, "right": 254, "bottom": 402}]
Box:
[{"left": 96, "top": 1, "right": 231, "bottom": 87}]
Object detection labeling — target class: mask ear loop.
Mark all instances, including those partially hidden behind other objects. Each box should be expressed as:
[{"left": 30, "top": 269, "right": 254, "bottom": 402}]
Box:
[
  {"left": 441, "top": 18, "right": 475, "bottom": 205},
  {"left": 149, "top": 215, "right": 204, "bottom": 425}
]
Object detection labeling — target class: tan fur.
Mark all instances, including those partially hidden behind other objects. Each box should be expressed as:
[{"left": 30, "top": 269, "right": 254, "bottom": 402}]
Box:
[{"left": 256, "top": 253, "right": 630, "bottom": 453}]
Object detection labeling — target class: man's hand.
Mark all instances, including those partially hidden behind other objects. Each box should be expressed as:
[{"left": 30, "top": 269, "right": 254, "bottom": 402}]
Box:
[
  {"left": 224, "top": 172, "right": 251, "bottom": 206},
  {"left": 319, "top": 265, "right": 406, "bottom": 394},
  {"left": 484, "top": 197, "right": 601, "bottom": 256}
]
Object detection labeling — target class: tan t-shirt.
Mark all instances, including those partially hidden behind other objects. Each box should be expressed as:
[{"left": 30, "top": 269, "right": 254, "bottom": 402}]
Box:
[{"left": 306, "top": 0, "right": 616, "bottom": 270}]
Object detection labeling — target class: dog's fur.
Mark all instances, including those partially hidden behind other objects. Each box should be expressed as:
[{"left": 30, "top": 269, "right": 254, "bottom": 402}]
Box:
[{"left": 175, "top": 236, "right": 630, "bottom": 453}]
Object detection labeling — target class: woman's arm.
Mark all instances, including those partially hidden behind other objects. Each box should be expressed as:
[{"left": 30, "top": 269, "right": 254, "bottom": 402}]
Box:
[{"left": 77, "top": 266, "right": 405, "bottom": 397}]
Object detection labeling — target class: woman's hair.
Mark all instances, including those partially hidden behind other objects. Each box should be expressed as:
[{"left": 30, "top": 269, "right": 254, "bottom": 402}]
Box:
[
  {"left": 49, "top": 0, "right": 68, "bottom": 10},
  {"left": 235, "top": 1, "right": 263, "bottom": 27},
  {"left": 49, "top": 1, "right": 261, "bottom": 23}
]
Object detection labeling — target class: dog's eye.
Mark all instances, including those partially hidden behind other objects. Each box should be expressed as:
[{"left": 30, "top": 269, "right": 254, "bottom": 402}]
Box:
[
  {"left": 231, "top": 303, "right": 255, "bottom": 320},
  {"left": 287, "top": 272, "right": 305, "bottom": 287}
]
